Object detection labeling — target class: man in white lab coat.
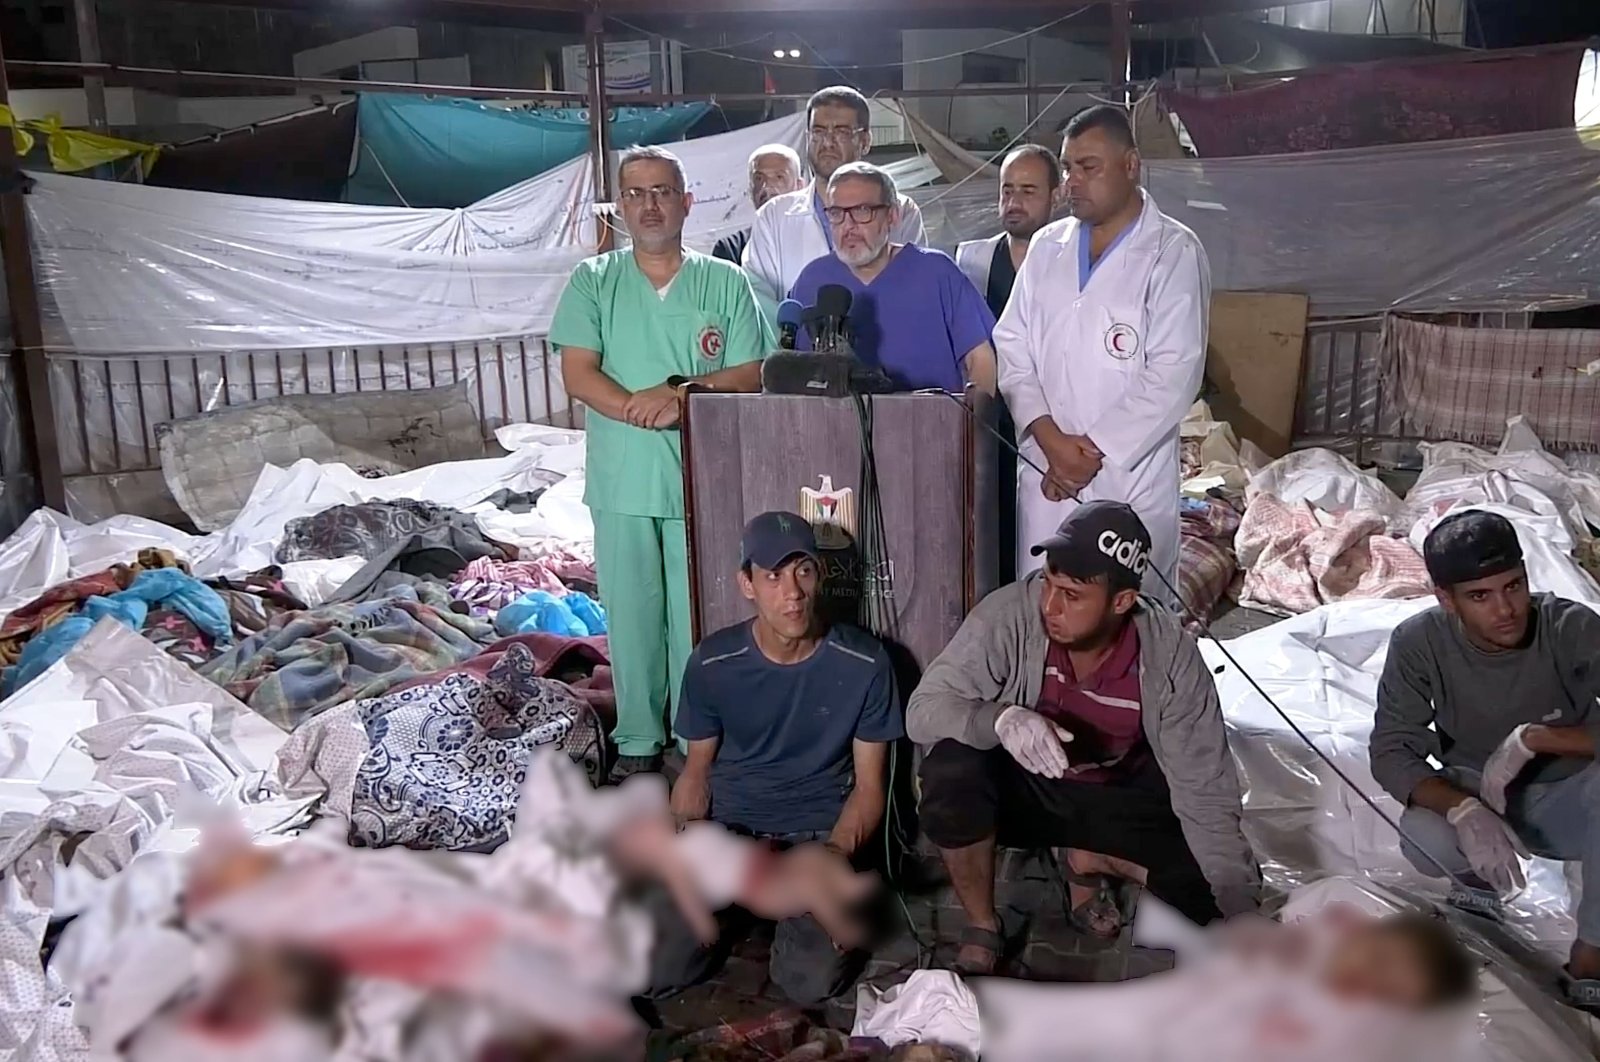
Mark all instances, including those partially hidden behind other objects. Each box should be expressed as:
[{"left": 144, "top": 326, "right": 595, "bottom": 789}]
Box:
[
  {"left": 996, "top": 104, "right": 1210, "bottom": 596},
  {"left": 742, "top": 86, "right": 926, "bottom": 312}
]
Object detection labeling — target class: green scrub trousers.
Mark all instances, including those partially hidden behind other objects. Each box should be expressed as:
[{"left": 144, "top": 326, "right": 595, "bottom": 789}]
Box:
[
  {"left": 548, "top": 248, "right": 773, "bottom": 758},
  {"left": 592, "top": 510, "right": 694, "bottom": 757}
]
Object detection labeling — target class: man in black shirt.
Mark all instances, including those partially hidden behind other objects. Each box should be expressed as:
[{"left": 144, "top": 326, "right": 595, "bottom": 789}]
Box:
[
  {"left": 955, "top": 144, "right": 1062, "bottom": 580},
  {"left": 712, "top": 144, "right": 803, "bottom": 264}
]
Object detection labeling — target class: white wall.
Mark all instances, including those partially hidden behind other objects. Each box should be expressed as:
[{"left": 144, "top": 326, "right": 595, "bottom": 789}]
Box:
[
  {"left": 8, "top": 88, "right": 325, "bottom": 134},
  {"left": 174, "top": 96, "right": 328, "bottom": 129},
  {"left": 1263, "top": 0, "right": 1465, "bottom": 41},
  {"left": 292, "top": 26, "right": 419, "bottom": 78},
  {"left": 9, "top": 88, "right": 141, "bottom": 127},
  {"left": 901, "top": 28, "right": 1103, "bottom": 144}
]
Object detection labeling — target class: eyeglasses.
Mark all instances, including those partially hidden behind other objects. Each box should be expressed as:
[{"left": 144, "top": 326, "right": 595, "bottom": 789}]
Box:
[
  {"left": 619, "top": 185, "right": 683, "bottom": 203},
  {"left": 823, "top": 204, "right": 889, "bottom": 225},
  {"left": 809, "top": 126, "right": 865, "bottom": 144}
]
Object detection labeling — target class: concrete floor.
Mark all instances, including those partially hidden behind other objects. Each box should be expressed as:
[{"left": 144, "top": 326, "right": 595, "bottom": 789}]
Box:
[
  {"left": 648, "top": 846, "right": 1179, "bottom": 1041},
  {"left": 648, "top": 604, "right": 1286, "bottom": 1043}
]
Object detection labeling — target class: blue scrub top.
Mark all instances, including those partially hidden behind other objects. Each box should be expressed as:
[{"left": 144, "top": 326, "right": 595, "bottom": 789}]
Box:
[
  {"left": 1078, "top": 221, "right": 1133, "bottom": 290},
  {"left": 788, "top": 244, "right": 996, "bottom": 393}
]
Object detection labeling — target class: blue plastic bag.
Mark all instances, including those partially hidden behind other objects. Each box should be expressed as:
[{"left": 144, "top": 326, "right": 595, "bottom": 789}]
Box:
[
  {"left": 2, "top": 569, "right": 234, "bottom": 695},
  {"left": 564, "top": 591, "right": 608, "bottom": 636},
  {"left": 494, "top": 590, "right": 588, "bottom": 638}
]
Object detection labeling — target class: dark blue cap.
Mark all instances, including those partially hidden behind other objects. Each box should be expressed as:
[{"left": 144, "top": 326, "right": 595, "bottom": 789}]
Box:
[
  {"left": 777, "top": 299, "right": 805, "bottom": 328},
  {"left": 741, "top": 511, "right": 819, "bottom": 570}
]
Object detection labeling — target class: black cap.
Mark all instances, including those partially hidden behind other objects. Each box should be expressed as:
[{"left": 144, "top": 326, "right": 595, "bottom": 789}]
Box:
[
  {"left": 1030, "top": 501, "right": 1151, "bottom": 589},
  {"left": 741, "top": 511, "right": 819, "bottom": 570},
  {"left": 1423, "top": 510, "right": 1523, "bottom": 589}
]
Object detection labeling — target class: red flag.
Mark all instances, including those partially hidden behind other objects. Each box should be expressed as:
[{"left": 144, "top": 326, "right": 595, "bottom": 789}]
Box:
[{"left": 763, "top": 66, "right": 777, "bottom": 95}]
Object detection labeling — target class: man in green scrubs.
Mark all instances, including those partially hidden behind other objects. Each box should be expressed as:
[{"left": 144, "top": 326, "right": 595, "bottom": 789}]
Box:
[{"left": 551, "top": 145, "right": 773, "bottom": 782}]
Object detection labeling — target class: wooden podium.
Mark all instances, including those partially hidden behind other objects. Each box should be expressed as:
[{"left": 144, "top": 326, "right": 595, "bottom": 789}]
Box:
[{"left": 681, "top": 390, "right": 1000, "bottom": 677}]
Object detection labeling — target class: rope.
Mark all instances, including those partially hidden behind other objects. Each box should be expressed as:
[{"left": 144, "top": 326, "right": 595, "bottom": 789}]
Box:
[{"left": 931, "top": 389, "right": 1481, "bottom": 894}]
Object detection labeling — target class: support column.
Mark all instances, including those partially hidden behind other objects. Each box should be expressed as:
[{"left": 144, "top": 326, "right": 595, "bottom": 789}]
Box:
[
  {"left": 0, "top": 37, "right": 68, "bottom": 512},
  {"left": 73, "top": 0, "right": 109, "bottom": 131},
  {"left": 1024, "top": 31, "right": 1037, "bottom": 136},
  {"left": 1108, "top": 0, "right": 1132, "bottom": 105},
  {"left": 585, "top": 11, "right": 615, "bottom": 253}
]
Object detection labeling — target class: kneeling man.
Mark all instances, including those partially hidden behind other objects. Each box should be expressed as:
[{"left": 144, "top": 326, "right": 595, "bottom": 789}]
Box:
[
  {"left": 909, "top": 501, "right": 1259, "bottom": 973},
  {"left": 657, "top": 511, "right": 902, "bottom": 1004},
  {"left": 1371, "top": 510, "right": 1600, "bottom": 999}
]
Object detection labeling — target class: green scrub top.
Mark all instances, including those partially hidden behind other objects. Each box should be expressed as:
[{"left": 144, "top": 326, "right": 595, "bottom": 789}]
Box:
[{"left": 549, "top": 249, "right": 772, "bottom": 519}]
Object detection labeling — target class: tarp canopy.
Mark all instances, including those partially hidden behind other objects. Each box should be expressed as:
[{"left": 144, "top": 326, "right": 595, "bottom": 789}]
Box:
[
  {"left": 912, "top": 124, "right": 1600, "bottom": 318},
  {"left": 25, "top": 112, "right": 950, "bottom": 354},
  {"left": 25, "top": 115, "right": 1600, "bottom": 355},
  {"left": 147, "top": 101, "right": 358, "bottom": 202},
  {"left": 345, "top": 94, "right": 713, "bottom": 208},
  {"left": 1165, "top": 42, "right": 1588, "bottom": 156}
]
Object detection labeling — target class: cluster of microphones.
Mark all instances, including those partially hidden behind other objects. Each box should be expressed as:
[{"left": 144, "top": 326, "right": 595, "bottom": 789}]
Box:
[
  {"left": 776, "top": 284, "right": 855, "bottom": 355},
  {"left": 763, "top": 284, "right": 892, "bottom": 396}
]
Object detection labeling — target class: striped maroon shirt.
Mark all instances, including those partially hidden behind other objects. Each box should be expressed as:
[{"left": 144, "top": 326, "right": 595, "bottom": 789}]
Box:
[{"left": 1034, "top": 621, "right": 1147, "bottom": 784}]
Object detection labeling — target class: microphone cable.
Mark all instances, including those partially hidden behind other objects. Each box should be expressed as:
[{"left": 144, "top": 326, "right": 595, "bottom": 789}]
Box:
[{"left": 927, "top": 388, "right": 1489, "bottom": 898}]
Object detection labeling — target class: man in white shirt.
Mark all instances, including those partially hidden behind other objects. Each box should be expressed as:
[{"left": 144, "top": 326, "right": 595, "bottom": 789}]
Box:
[
  {"left": 742, "top": 85, "right": 927, "bottom": 313},
  {"left": 996, "top": 105, "right": 1211, "bottom": 598}
]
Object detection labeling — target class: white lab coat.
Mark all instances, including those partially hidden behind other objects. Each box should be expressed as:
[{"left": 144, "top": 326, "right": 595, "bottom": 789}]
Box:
[
  {"left": 996, "top": 189, "right": 1210, "bottom": 596},
  {"left": 741, "top": 182, "right": 928, "bottom": 308},
  {"left": 955, "top": 233, "right": 1006, "bottom": 296}
]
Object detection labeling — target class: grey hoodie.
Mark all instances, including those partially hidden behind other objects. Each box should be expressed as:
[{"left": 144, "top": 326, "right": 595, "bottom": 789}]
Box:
[{"left": 906, "top": 572, "right": 1261, "bottom": 917}]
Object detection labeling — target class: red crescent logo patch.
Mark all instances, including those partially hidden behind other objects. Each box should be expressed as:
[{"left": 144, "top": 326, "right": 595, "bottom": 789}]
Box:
[
  {"left": 1104, "top": 323, "right": 1139, "bottom": 360},
  {"left": 698, "top": 326, "right": 724, "bottom": 360}
]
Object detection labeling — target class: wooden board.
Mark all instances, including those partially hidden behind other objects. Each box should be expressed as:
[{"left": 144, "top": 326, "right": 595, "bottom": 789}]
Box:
[
  {"left": 682, "top": 391, "right": 996, "bottom": 680},
  {"left": 1205, "top": 291, "right": 1311, "bottom": 458}
]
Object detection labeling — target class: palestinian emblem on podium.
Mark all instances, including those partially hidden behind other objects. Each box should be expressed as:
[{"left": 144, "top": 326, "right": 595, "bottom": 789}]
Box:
[{"left": 800, "top": 475, "right": 856, "bottom": 550}]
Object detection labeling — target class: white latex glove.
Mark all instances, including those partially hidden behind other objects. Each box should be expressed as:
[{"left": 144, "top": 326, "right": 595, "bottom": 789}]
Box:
[
  {"left": 995, "top": 705, "right": 1074, "bottom": 779},
  {"left": 1446, "top": 797, "right": 1530, "bottom": 899},
  {"left": 1479, "top": 723, "right": 1536, "bottom": 815}
]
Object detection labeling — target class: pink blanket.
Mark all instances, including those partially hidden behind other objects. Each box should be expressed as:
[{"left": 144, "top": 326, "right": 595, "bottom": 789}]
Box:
[{"left": 1236, "top": 494, "right": 1431, "bottom": 615}]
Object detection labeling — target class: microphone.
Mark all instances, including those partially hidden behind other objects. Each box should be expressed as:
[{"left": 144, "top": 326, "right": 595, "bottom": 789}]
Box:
[
  {"left": 814, "top": 284, "right": 854, "bottom": 354},
  {"left": 776, "top": 299, "right": 804, "bottom": 351}
]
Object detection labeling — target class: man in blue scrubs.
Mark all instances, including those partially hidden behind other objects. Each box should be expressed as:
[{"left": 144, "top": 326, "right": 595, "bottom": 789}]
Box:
[{"left": 788, "top": 162, "right": 997, "bottom": 395}]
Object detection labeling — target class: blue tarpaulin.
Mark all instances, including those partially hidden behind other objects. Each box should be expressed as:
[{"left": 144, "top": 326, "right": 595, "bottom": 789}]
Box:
[{"left": 345, "top": 93, "right": 713, "bottom": 208}]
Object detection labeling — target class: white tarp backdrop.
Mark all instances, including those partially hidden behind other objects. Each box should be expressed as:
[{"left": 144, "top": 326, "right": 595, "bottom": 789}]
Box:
[
  {"left": 25, "top": 116, "right": 1600, "bottom": 355},
  {"left": 26, "top": 114, "right": 810, "bottom": 354}
]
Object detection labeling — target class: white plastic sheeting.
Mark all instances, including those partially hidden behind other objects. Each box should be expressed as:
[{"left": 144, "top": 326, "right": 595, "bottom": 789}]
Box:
[
  {"left": 24, "top": 114, "right": 800, "bottom": 353},
  {"left": 0, "top": 620, "right": 315, "bottom": 1059},
  {"left": 184, "top": 423, "right": 590, "bottom": 579},
  {"left": 0, "top": 510, "right": 200, "bottom": 625},
  {"left": 913, "top": 125, "right": 1600, "bottom": 317},
  {"left": 0, "top": 425, "right": 592, "bottom": 625},
  {"left": 1215, "top": 420, "right": 1600, "bottom": 947},
  {"left": 25, "top": 113, "right": 927, "bottom": 356},
  {"left": 978, "top": 878, "right": 1596, "bottom": 1062}
]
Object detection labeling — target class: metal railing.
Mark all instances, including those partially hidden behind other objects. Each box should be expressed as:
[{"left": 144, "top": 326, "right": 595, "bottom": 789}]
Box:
[
  {"left": 1291, "top": 312, "right": 1534, "bottom": 465},
  {"left": 48, "top": 337, "right": 574, "bottom": 479}
]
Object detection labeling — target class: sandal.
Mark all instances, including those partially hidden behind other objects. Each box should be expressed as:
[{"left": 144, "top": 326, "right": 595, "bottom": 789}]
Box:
[
  {"left": 953, "top": 923, "right": 1005, "bottom": 977},
  {"left": 1564, "top": 977, "right": 1600, "bottom": 1013},
  {"left": 1066, "top": 872, "right": 1126, "bottom": 941}
]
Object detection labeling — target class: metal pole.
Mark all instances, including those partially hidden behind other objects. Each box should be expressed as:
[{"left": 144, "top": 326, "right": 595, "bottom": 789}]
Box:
[
  {"left": 586, "top": 11, "right": 615, "bottom": 253},
  {"left": 1023, "top": 31, "right": 1036, "bottom": 136},
  {"left": 7, "top": 60, "right": 587, "bottom": 104},
  {"left": 72, "top": 0, "right": 109, "bottom": 131},
  {"left": 1108, "top": 0, "right": 1131, "bottom": 106},
  {"left": 0, "top": 38, "right": 68, "bottom": 512}
]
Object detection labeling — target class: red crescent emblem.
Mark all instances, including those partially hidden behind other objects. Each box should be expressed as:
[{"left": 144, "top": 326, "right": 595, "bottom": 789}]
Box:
[
  {"left": 1104, "top": 323, "right": 1139, "bottom": 360},
  {"left": 698, "top": 326, "right": 724, "bottom": 359}
]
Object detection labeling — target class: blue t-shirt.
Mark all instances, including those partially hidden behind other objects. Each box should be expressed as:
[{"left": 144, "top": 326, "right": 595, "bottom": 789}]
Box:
[
  {"left": 674, "top": 621, "right": 903, "bottom": 836},
  {"left": 788, "top": 245, "right": 997, "bottom": 393}
]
